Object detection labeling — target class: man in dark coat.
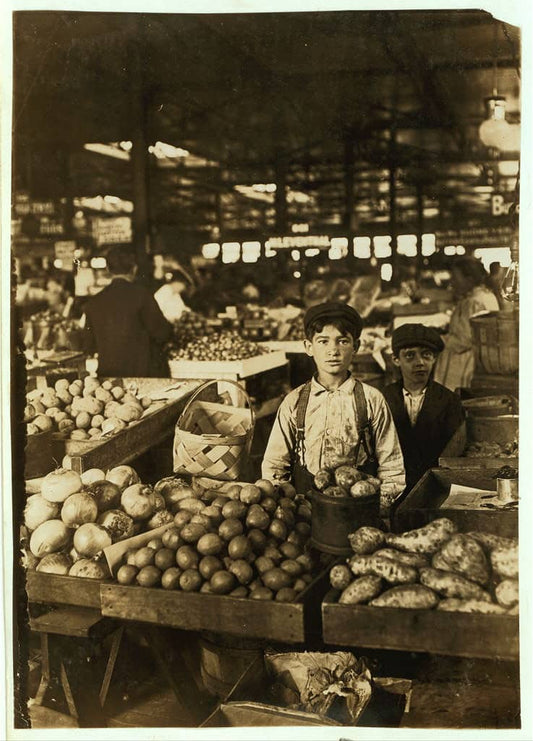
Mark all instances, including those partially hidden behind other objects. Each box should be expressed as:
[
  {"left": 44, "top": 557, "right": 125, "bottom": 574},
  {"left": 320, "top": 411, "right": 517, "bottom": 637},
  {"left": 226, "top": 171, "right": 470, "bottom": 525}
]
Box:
[
  {"left": 82, "top": 245, "right": 172, "bottom": 378},
  {"left": 383, "top": 323, "right": 465, "bottom": 493}
]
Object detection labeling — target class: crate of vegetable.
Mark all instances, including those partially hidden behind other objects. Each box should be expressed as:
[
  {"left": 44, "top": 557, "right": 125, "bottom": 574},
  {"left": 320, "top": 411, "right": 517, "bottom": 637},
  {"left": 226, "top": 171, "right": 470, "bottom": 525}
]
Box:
[
  {"left": 322, "top": 520, "right": 518, "bottom": 660},
  {"left": 439, "top": 414, "right": 518, "bottom": 469},
  {"left": 100, "top": 477, "right": 331, "bottom": 642}
]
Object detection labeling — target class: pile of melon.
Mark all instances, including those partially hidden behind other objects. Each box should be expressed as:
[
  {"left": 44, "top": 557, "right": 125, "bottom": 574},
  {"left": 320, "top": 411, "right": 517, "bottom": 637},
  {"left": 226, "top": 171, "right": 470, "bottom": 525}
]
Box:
[
  {"left": 22, "top": 464, "right": 175, "bottom": 578},
  {"left": 25, "top": 376, "right": 166, "bottom": 441},
  {"left": 114, "top": 478, "right": 316, "bottom": 601}
]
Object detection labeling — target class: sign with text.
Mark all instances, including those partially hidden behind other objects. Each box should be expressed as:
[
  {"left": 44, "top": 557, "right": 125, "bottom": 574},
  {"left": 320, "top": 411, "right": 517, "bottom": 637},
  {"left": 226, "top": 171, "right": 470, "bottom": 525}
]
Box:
[
  {"left": 435, "top": 224, "right": 514, "bottom": 250},
  {"left": 92, "top": 216, "right": 132, "bottom": 246},
  {"left": 266, "top": 235, "right": 331, "bottom": 250},
  {"left": 54, "top": 240, "right": 77, "bottom": 268}
]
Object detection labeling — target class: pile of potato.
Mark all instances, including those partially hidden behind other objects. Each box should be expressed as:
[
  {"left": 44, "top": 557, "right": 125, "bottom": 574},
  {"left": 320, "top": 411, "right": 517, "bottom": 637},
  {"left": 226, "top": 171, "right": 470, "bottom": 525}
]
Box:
[
  {"left": 114, "top": 478, "right": 317, "bottom": 601},
  {"left": 25, "top": 376, "right": 165, "bottom": 441},
  {"left": 313, "top": 464, "right": 381, "bottom": 500},
  {"left": 329, "top": 518, "right": 518, "bottom": 614}
]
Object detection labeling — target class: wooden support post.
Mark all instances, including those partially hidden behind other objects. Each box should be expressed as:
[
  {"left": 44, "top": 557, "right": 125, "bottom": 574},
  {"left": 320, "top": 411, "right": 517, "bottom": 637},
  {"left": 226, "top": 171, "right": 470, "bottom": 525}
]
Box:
[
  {"left": 416, "top": 182, "right": 424, "bottom": 277},
  {"left": 389, "top": 129, "right": 398, "bottom": 286}
]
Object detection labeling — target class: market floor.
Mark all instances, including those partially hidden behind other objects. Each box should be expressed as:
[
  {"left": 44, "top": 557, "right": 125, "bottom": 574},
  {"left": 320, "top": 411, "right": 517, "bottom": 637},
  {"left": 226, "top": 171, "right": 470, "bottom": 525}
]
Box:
[{"left": 24, "top": 631, "right": 521, "bottom": 730}]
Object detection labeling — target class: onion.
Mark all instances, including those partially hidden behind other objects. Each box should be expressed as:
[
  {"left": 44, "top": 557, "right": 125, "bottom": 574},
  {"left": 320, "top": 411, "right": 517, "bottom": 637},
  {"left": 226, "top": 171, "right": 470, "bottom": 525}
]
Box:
[
  {"left": 68, "top": 559, "right": 110, "bottom": 580},
  {"left": 61, "top": 491, "right": 98, "bottom": 528},
  {"left": 80, "top": 468, "right": 106, "bottom": 486},
  {"left": 24, "top": 494, "right": 60, "bottom": 531},
  {"left": 41, "top": 468, "right": 83, "bottom": 503},
  {"left": 30, "top": 520, "right": 72, "bottom": 558},
  {"left": 36, "top": 552, "right": 72, "bottom": 575},
  {"left": 97, "top": 509, "right": 135, "bottom": 542},
  {"left": 105, "top": 465, "right": 140, "bottom": 491},
  {"left": 121, "top": 484, "right": 156, "bottom": 521},
  {"left": 154, "top": 476, "right": 194, "bottom": 508},
  {"left": 73, "top": 522, "right": 112, "bottom": 557},
  {"left": 86, "top": 480, "right": 121, "bottom": 512}
]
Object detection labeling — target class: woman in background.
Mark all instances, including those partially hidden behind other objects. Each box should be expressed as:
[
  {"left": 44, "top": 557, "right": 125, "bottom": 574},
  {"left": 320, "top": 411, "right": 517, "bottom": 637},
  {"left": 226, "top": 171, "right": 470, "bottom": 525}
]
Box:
[
  {"left": 154, "top": 269, "right": 191, "bottom": 324},
  {"left": 433, "top": 256, "right": 499, "bottom": 391}
]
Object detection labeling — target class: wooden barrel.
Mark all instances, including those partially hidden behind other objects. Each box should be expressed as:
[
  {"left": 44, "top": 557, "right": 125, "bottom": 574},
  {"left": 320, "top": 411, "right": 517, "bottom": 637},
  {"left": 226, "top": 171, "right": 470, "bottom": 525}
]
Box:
[
  {"left": 199, "top": 636, "right": 264, "bottom": 698},
  {"left": 310, "top": 489, "right": 380, "bottom": 556},
  {"left": 470, "top": 311, "right": 519, "bottom": 375}
]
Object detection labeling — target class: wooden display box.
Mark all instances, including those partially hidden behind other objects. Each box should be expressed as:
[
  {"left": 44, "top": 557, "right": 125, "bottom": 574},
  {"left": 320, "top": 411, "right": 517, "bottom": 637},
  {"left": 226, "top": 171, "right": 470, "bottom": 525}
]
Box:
[
  {"left": 321, "top": 591, "right": 518, "bottom": 661},
  {"left": 439, "top": 415, "right": 518, "bottom": 469},
  {"left": 392, "top": 468, "right": 518, "bottom": 538},
  {"left": 25, "top": 571, "right": 104, "bottom": 609},
  {"left": 168, "top": 351, "right": 287, "bottom": 380},
  {"left": 100, "top": 569, "right": 330, "bottom": 644}
]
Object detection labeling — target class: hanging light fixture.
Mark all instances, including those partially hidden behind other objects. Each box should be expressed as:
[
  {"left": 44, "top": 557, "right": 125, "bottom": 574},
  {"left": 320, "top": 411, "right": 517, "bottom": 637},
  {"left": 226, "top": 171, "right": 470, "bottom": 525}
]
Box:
[{"left": 478, "top": 23, "right": 513, "bottom": 152}]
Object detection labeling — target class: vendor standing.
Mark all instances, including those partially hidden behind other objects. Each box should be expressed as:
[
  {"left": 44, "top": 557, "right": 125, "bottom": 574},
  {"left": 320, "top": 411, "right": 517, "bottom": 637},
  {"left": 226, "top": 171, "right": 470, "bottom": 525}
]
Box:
[
  {"left": 433, "top": 256, "right": 499, "bottom": 390},
  {"left": 383, "top": 324, "right": 465, "bottom": 493},
  {"left": 82, "top": 245, "right": 172, "bottom": 377},
  {"left": 262, "top": 302, "right": 405, "bottom": 517}
]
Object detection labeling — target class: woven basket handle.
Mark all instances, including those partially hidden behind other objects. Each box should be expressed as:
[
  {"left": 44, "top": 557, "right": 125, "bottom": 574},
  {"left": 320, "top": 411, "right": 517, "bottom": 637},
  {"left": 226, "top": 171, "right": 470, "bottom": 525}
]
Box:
[{"left": 177, "top": 378, "right": 256, "bottom": 433}]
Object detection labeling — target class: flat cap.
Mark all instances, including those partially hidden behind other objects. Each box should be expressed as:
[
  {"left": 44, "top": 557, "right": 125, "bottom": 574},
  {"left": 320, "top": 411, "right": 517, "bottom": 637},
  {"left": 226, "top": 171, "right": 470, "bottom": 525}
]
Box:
[
  {"left": 304, "top": 302, "right": 363, "bottom": 337},
  {"left": 391, "top": 323, "right": 444, "bottom": 355}
]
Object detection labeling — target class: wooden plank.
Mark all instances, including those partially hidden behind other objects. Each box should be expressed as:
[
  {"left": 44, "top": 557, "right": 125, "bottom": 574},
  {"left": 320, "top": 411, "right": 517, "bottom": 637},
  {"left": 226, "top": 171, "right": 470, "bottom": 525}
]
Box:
[
  {"left": 168, "top": 351, "right": 287, "bottom": 380},
  {"left": 393, "top": 468, "right": 518, "bottom": 538},
  {"left": 26, "top": 571, "right": 103, "bottom": 608},
  {"left": 321, "top": 595, "right": 519, "bottom": 661},
  {"left": 100, "top": 570, "right": 330, "bottom": 643},
  {"left": 29, "top": 607, "right": 105, "bottom": 638}
]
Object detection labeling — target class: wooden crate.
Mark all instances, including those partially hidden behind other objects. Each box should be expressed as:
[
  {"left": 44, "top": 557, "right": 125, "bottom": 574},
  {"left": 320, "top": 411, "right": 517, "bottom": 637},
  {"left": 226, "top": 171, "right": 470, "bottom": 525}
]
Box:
[
  {"left": 168, "top": 351, "right": 287, "bottom": 380},
  {"left": 392, "top": 468, "right": 518, "bottom": 538},
  {"left": 439, "top": 415, "right": 518, "bottom": 469},
  {"left": 57, "top": 380, "right": 200, "bottom": 473},
  {"left": 321, "top": 591, "right": 518, "bottom": 661},
  {"left": 100, "top": 569, "right": 330, "bottom": 643},
  {"left": 25, "top": 571, "right": 104, "bottom": 609}
]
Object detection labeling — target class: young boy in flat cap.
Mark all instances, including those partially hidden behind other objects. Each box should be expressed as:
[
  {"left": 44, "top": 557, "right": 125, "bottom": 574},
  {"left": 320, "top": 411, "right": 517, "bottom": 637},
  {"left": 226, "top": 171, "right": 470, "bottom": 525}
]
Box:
[
  {"left": 383, "top": 323, "right": 465, "bottom": 493},
  {"left": 262, "top": 302, "right": 406, "bottom": 516}
]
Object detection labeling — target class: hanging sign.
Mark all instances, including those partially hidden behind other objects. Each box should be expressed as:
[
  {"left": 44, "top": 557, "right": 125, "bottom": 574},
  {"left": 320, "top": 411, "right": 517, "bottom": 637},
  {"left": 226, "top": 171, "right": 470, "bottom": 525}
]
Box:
[
  {"left": 266, "top": 235, "right": 331, "bottom": 250},
  {"left": 92, "top": 216, "right": 132, "bottom": 246},
  {"left": 435, "top": 224, "right": 513, "bottom": 250}
]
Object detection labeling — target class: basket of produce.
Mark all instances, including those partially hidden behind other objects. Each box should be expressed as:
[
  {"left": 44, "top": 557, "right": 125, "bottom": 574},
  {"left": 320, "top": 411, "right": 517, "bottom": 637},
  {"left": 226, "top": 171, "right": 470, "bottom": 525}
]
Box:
[
  {"left": 322, "top": 520, "right": 519, "bottom": 660},
  {"left": 173, "top": 379, "right": 255, "bottom": 481},
  {"left": 310, "top": 462, "right": 381, "bottom": 556},
  {"left": 470, "top": 311, "right": 518, "bottom": 375}
]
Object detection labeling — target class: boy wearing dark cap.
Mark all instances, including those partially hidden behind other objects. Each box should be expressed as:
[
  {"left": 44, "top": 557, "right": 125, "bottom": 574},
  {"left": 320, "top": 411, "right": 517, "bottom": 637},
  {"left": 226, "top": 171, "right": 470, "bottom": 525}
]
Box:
[
  {"left": 383, "top": 323, "right": 465, "bottom": 493},
  {"left": 262, "top": 302, "right": 405, "bottom": 516}
]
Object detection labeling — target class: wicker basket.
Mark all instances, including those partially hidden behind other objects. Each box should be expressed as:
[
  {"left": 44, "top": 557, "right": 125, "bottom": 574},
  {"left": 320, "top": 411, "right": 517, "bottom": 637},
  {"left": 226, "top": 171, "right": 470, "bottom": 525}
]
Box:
[
  {"left": 173, "top": 379, "right": 255, "bottom": 481},
  {"left": 470, "top": 311, "right": 519, "bottom": 375}
]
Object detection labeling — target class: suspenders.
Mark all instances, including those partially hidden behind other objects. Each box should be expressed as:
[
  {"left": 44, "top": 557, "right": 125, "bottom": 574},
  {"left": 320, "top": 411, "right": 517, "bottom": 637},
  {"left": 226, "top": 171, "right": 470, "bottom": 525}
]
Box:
[{"left": 294, "top": 379, "right": 375, "bottom": 467}]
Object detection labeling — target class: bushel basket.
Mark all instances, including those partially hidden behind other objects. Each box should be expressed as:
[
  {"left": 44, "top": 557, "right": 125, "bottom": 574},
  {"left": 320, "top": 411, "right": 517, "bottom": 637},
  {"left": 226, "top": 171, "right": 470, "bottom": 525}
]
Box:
[
  {"left": 173, "top": 379, "right": 255, "bottom": 481},
  {"left": 470, "top": 311, "right": 518, "bottom": 375}
]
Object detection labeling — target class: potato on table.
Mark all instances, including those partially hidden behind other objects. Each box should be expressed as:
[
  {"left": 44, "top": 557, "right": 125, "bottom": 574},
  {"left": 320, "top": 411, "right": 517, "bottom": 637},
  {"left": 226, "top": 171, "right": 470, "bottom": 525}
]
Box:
[
  {"left": 419, "top": 567, "right": 491, "bottom": 602},
  {"left": 467, "top": 531, "right": 518, "bottom": 553},
  {"left": 374, "top": 548, "right": 429, "bottom": 569},
  {"left": 348, "top": 554, "right": 418, "bottom": 585},
  {"left": 339, "top": 575, "right": 383, "bottom": 605},
  {"left": 348, "top": 526, "right": 386, "bottom": 555},
  {"left": 384, "top": 518, "right": 457, "bottom": 554},
  {"left": 369, "top": 584, "right": 438, "bottom": 609},
  {"left": 495, "top": 579, "right": 519, "bottom": 608},
  {"left": 490, "top": 544, "right": 518, "bottom": 581},
  {"left": 435, "top": 534, "right": 489, "bottom": 586},
  {"left": 437, "top": 598, "right": 507, "bottom": 615}
]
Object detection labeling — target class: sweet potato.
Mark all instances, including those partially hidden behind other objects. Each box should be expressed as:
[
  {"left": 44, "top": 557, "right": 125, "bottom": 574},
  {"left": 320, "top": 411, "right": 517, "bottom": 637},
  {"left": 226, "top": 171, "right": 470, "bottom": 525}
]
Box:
[
  {"left": 490, "top": 544, "right": 518, "bottom": 581},
  {"left": 348, "top": 526, "right": 386, "bottom": 555},
  {"left": 348, "top": 554, "right": 418, "bottom": 584},
  {"left": 437, "top": 598, "right": 507, "bottom": 615},
  {"left": 436, "top": 534, "right": 489, "bottom": 586},
  {"left": 495, "top": 579, "right": 519, "bottom": 608},
  {"left": 338, "top": 575, "right": 383, "bottom": 605},
  {"left": 467, "top": 531, "right": 518, "bottom": 553},
  {"left": 369, "top": 584, "right": 438, "bottom": 609},
  {"left": 384, "top": 518, "right": 457, "bottom": 554},
  {"left": 419, "top": 568, "right": 491, "bottom": 602},
  {"left": 374, "top": 548, "right": 429, "bottom": 569},
  {"left": 431, "top": 551, "right": 451, "bottom": 571}
]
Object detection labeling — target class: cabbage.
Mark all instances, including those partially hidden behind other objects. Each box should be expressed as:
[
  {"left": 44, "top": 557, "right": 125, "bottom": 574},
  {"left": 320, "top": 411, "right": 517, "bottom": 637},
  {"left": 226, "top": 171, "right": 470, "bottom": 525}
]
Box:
[
  {"left": 73, "top": 522, "right": 112, "bottom": 557},
  {"left": 29, "top": 520, "right": 72, "bottom": 558},
  {"left": 41, "top": 468, "right": 83, "bottom": 503},
  {"left": 24, "top": 494, "right": 60, "bottom": 531},
  {"left": 121, "top": 484, "right": 156, "bottom": 520},
  {"left": 61, "top": 492, "right": 98, "bottom": 528},
  {"left": 105, "top": 465, "right": 140, "bottom": 491},
  {"left": 36, "top": 552, "right": 72, "bottom": 575}
]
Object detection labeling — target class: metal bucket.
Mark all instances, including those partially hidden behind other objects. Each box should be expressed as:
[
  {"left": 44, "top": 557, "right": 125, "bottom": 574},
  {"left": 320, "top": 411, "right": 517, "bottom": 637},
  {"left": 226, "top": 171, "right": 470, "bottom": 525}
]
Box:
[{"left": 310, "top": 489, "right": 380, "bottom": 556}]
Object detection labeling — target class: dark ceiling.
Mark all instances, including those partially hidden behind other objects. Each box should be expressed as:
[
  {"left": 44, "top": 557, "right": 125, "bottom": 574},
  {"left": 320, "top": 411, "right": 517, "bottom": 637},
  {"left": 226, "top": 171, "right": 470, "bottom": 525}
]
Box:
[{"left": 12, "top": 9, "right": 521, "bottom": 238}]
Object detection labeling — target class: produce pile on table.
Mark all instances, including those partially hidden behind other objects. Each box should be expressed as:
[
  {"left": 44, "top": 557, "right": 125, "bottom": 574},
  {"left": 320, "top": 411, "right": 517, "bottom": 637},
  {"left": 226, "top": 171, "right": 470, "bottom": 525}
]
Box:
[
  {"left": 25, "top": 376, "right": 165, "bottom": 441},
  {"left": 239, "top": 307, "right": 278, "bottom": 341},
  {"left": 167, "top": 329, "right": 268, "bottom": 362},
  {"left": 170, "top": 311, "right": 216, "bottom": 347},
  {"left": 113, "top": 478, "right": 316, "bottom": 601},
  {"left": 329, "top": 519, "right": 518, "bottom": 614},
  {"left": 23, "top": 310, "right": 83, "bottom": 352},
  {"left": 465, "top": 440, "right": 518, "bottom": 458},
  {"left": 22, "top": 463, "right": 171, "bottom": 577}
]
